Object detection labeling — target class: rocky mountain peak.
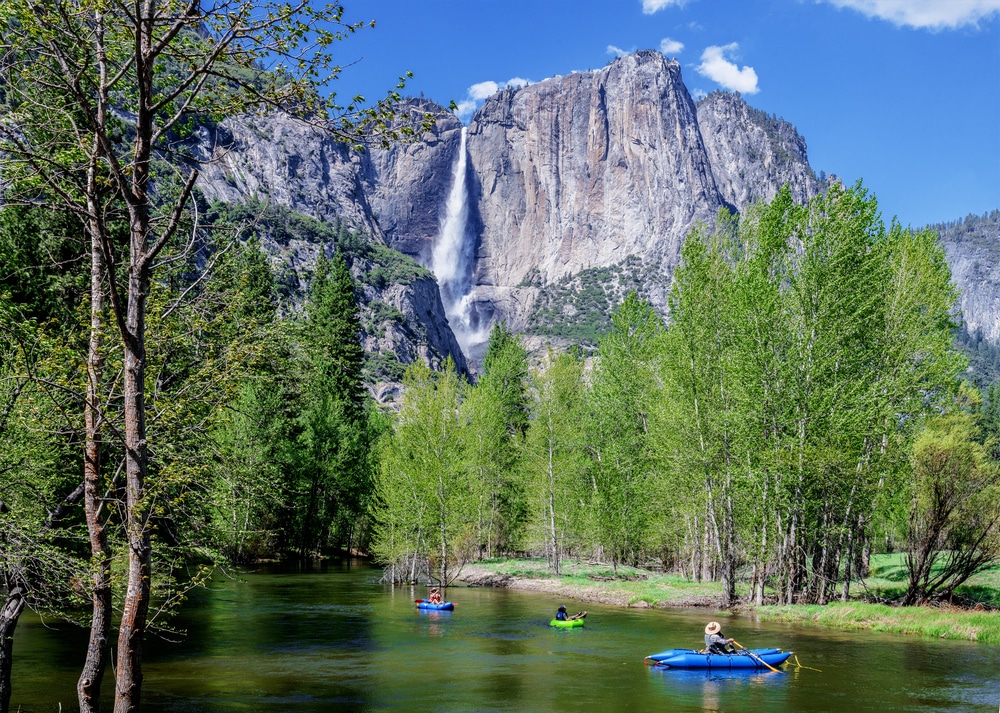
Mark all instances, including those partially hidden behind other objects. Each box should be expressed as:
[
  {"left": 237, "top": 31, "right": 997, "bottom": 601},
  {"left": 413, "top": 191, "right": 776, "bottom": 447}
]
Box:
[{"left": 188, "top": 50, "right": 999, "bottom": 388}]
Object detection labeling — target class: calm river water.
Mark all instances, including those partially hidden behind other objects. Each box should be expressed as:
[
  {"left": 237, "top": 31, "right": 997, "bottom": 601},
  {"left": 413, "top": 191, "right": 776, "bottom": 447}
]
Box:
[{"left": 10, "top": 559, "right": 1000, "bottom": 712}]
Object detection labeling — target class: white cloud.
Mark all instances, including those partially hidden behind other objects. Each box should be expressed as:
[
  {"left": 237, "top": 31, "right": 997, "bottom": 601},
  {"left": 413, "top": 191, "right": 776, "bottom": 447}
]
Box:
[
  {"left": 468, "top": 81, "right": 500, "bottom": 100},
  {"left": 607, "top": 44, "right": 632, "bottom": 57},
  {"left": 691, "top": 88, "right": 708, "bottom": 100},
  {"left": 660, "top": 37, "right": 684, "bottom": 54},
  {"left": 455, "top": 100, "right": 478, "bottom": 120},
  {"left": 822, "top": 0, "right": 1000, "bottom": 29},
  {"left": 696, "top": 43, "right": 759, "bottom": 94},
  {"left": 456, "top": 78, "right": 534, "bottom": 120},
  {"left": 642, "top": 0, "right": 688, "bottom": 14}
]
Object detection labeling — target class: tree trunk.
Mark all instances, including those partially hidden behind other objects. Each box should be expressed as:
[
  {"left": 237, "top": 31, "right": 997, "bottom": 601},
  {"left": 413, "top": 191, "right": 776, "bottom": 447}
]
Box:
[
  {"left": 79, "top": 204, "right": 111, "bottom": 713},
  {"left": 114, "top": 253, "right": 152, "bottom": 713},
  {"left": 79, "top": 81, "right": 112, "bottom": 710},
  {"left": 0, "top": 586, "right": 25, "bottom": 713},
  {"left": 114, "top": 77, "right": 155, "bottom": 704},
  {"left": 548, "top": 433, "right": 560, "bottom": 576}
]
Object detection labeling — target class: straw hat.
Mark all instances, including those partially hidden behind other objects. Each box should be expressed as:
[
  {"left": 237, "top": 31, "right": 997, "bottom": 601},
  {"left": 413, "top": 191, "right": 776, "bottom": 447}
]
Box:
[{"left": 705, "top": 621, "right": 721, "bottom": 635}]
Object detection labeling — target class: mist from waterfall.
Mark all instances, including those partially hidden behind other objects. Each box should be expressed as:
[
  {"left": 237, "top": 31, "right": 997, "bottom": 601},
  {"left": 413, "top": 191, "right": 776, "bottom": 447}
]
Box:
[{"left": 431, "top": 126, "right": 488, "bottom": 356}]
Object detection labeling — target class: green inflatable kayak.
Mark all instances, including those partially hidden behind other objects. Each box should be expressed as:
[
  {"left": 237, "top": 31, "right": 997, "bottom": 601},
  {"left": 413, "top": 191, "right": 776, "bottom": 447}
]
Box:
[{"left": 549, "top": 618, "right": 585, "bottom": 628}]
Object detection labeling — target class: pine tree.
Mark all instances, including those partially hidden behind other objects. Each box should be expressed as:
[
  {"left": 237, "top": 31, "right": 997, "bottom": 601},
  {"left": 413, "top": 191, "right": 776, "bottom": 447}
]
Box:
[{"left": 296, "top": 249, "right": 370, "bottom": 556}]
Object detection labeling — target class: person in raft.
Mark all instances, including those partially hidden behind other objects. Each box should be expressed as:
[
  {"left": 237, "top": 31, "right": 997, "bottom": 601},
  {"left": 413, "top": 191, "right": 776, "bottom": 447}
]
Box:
[
  {"left": 555, "top": 605, "right": 587, "bottom": 621},
  {"left": 704, "top": 621, "right": 736, "bottom": 654},
  {"left": 427, "top": 588, "right": 443, "bottom": 605}
]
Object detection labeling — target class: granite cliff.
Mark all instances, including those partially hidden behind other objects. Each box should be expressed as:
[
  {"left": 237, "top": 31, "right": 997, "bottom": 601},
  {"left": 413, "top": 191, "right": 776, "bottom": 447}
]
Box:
[
  {"left": 190, "top": 50, "right": 997, "bottom": 384},
  {"left": 367, "top": 51, "right": 820, "bottom": 340},
  {"left": 188, "top": 115, "right": 469, "bottom": 400},
  {"left": 936, "top": 211, "right": 1000, "bottom": 345}
]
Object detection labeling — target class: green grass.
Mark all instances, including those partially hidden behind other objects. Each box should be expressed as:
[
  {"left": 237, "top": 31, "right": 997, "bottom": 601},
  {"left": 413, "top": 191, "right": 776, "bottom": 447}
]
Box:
[
  {"left": 850, "top": 553, "right": 1000, "bottom": 608},
  {"left": 757, "top": 602, "right": 1000, "bottom": 644}
]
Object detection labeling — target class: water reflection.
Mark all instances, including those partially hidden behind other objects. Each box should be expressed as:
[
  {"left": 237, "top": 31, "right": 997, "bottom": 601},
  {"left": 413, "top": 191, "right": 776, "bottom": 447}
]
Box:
[
  {"left": 418, "top": 607, "right": 451, "bottom": 637},
  {"left": 649, "top": 665, "right": 790, "bottom": 712},
  {"left": 8, "top": 560, "right": 1000, "bottom": 713}
]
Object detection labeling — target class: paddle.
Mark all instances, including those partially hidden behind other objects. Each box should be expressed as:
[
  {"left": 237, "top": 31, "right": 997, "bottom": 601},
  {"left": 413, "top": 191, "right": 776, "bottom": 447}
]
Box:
[
  {"left": 732, "top": 640, "right": 781, "bottom": 673},
  {"left": 414, "top": 599, "right": 425, "bottom": 603}
]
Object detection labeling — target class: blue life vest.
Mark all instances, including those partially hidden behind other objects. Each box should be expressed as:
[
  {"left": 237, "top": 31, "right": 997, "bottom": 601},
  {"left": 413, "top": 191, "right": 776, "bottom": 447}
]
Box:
[{"left": 556, "top": 610, "right": 568, "bottom": 621}]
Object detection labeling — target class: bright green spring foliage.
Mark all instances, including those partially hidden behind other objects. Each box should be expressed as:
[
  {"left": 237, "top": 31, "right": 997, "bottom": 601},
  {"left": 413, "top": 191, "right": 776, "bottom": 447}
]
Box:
[
  {"left": 522, "top": 348, "right": 590, "bottom": 575},
  {"left": 373, "top": 360, "right": 473, "bottom": 586},
  {"left": 903, "top": 403, "right": 1000, "bottom": 605},
  {"left": 587, "top": 292, "right": 662, "bottom": 575},
  {"left": 652, "top": 182, "right": 965, "bottom": 605},
  {"left": 464, "top": 323, "right": 531, "bottom": 557},
  {"left": 369, "top": 183, "right": 971, "bottom": 605}
]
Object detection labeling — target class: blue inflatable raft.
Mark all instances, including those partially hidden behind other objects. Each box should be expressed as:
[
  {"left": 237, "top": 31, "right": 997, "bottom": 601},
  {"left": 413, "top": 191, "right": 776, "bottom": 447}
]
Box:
[
  {"left": 645, "top": 648, "right": 791, "bottom": 670},
  {"left": 416, "top": 601, "right": 454, "bottom": 611}
]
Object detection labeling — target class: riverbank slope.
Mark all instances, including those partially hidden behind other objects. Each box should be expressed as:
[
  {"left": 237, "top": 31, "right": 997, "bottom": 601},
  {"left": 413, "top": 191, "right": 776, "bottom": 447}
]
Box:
[{"left": 457, "top": 558, "right": 1000, "bottom": 644}]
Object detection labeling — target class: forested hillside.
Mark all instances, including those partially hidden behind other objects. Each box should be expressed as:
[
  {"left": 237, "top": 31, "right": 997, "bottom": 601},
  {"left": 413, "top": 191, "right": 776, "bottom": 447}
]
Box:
[{"left": 210, "top": 200, "right": 468, "bottom": 395}]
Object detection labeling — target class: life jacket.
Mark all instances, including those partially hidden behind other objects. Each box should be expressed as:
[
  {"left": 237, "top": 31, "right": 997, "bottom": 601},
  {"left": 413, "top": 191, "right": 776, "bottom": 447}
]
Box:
[
  {"left": 556, "top": 610, "right": 568, "bottom": 621},
  {"left": 705, "top": 633, "right": 729, "bottom": 654}
]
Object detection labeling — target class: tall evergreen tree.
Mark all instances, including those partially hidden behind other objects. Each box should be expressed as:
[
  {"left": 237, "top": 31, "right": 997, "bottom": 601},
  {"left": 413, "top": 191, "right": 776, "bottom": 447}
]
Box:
[{"left": 296, "top": 249, "right": 369, "bottom": 556}]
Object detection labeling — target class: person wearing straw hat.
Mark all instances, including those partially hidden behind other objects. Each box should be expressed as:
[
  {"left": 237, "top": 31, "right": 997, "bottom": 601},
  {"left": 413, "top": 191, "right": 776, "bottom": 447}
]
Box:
[
  {"left": 427, "top": 587, "right": 443, "bottom": 605},
  {"left": 704, "top": 621, "right": 735, "bottom": 654}
]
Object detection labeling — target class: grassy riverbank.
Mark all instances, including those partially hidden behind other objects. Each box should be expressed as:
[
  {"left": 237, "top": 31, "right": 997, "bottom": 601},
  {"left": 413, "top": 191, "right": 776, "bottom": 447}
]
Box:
[
  {"left": 458, "top": 556, "right": 1000, "bottom": 644},
  {"left": 756, "top": 602, "right": 1000, "bottom": 644},
  {"left": 460, "top": 558, "right": 719, "bottom": 608}
]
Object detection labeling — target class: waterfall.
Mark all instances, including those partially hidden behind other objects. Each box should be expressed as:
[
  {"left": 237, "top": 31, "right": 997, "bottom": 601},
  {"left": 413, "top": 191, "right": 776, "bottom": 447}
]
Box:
[{"left": 431, "top": 126, "right": 488, "bottom": 355}]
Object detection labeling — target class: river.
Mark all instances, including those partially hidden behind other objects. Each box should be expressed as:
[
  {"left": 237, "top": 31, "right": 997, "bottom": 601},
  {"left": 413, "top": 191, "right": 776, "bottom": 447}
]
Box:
[{"left": 10, "top": 559, "right": 1000, "bottom": 712}]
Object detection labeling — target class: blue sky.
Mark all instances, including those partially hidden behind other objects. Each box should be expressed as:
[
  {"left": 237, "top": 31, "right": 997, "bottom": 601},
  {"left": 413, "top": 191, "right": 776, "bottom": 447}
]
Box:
[{"left": 334, "top": 0, "right": 1000, "bottom": 228}]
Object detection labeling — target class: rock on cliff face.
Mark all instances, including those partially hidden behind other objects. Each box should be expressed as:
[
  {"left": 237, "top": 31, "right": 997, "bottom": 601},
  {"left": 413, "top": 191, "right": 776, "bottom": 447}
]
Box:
[
  {"left": 189, "top": 113, "right": 469, "bottom": 387},
  {"left": 361, "top": 99, "right": 464, "bottom": 263},
  {"left": 468, "top": 52, "right": 721, "bottom": 286},
  {"left": 465, "top": 52, "right": 725, "bottom": 328},
  {"left": 193, "top": 113, "right": 382, "bottom": 237},
  {"left": 936, "top": 211, "right": 1000, "bottom": 343},
  {"left": 366, "top": 52, "right": 819, "bottom": 334},
  {"left": 696, "top": 91, "right": 818, "bottom": 211}
]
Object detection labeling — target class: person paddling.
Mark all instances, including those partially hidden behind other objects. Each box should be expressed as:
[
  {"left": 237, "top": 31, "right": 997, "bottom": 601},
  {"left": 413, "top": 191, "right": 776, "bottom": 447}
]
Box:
[
  {"left": 704, "top": 621, "right": 735, "bottom": 654},
  {"left": 428, "top": 587, "right": 443, "bottom": 605},
  {"left": 556, "top": 605, "right": 587, "bottom": 621}
]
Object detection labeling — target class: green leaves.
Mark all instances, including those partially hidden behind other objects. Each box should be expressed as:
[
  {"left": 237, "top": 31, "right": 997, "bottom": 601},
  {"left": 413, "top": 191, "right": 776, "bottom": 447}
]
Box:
[
  {"left": 652, "top": 182, "right": 966, "bottom": 604},
  {"left": 373, "top": 360, "right": 473, "bottom": 585},
  {"left": 904, "top": 409, "right": 1000, "bottom": 604}
]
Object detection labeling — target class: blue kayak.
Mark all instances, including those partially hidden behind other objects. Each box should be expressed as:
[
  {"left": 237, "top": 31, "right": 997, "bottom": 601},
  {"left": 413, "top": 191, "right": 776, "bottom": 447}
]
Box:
[
  {"left": 416, "top": 601, "right": 454, "bottom": 611},
  {"left": 645, "top": 648, "right": 791, "bottom": 670}
]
